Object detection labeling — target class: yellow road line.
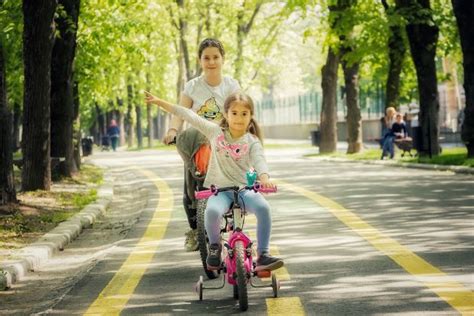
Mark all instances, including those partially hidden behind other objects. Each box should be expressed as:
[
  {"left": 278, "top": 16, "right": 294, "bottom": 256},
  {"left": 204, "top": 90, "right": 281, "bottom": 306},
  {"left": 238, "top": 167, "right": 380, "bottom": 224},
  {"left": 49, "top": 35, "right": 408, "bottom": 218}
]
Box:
[
  {"left": 84, "top": 169, "right": 173, "bottom": 315},
  {"left": 276, "top": 179, "right": 474, "bottom": 315},
  {"left": 246, "top": 214, "right": 290, "bottom": 280},
  {"left": 246, "top": 202, "right": 301, "bottom": 315},
  {"left": 267, "top": 297, "right": 306, "bottom": 315}
]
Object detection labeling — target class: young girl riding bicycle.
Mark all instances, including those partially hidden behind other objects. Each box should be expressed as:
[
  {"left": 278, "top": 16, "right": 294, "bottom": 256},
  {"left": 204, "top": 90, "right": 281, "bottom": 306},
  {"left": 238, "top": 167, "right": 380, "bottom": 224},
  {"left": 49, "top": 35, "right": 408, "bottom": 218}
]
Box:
[{"left": 145, "top": 91, "right": 284, "bottom": 272}]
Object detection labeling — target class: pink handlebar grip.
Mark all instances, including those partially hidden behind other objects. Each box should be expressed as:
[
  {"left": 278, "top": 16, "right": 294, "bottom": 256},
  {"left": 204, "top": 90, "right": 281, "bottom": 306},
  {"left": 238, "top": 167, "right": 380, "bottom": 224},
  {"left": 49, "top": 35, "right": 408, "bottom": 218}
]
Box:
[
  {"left": 253, "top": 182, "right": 277, "bottom": 194},
  {"left": 195, "top": 190, "right": 213, "bottom": 200},
  {"left": 257, "top": 186, "right": 277, "bottom": 194}
]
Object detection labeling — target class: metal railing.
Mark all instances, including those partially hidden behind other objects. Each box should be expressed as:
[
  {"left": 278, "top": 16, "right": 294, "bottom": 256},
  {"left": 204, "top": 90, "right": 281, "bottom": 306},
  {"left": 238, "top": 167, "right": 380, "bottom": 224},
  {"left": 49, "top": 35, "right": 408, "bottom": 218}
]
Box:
[{"left": 255, "top": 89, "right": 385, "bottom": 126}]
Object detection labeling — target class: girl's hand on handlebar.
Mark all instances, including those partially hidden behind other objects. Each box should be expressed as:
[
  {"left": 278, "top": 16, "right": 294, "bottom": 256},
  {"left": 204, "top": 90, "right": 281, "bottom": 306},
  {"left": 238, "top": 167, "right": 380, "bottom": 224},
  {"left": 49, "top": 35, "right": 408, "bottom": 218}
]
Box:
[
  {"left": 258, "top": 174, "right": 276, "bottom": 190},
  {"left": 163, "top": 129, "right": 177, "bottom": 145}
]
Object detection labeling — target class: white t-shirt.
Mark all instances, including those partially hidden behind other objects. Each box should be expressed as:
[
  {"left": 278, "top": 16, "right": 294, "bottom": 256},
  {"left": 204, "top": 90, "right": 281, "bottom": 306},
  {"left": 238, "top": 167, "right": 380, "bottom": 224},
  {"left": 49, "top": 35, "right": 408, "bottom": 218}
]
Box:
[{"left": 182, "top": 75, "right": 240, "bottom": 123}]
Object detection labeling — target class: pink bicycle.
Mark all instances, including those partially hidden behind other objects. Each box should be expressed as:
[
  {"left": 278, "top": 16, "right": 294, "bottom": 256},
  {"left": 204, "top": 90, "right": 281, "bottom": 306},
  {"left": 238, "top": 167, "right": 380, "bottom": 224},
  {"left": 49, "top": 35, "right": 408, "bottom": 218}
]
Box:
[{"left": 194, "top": 183, "right": 280, "bottom": 311}]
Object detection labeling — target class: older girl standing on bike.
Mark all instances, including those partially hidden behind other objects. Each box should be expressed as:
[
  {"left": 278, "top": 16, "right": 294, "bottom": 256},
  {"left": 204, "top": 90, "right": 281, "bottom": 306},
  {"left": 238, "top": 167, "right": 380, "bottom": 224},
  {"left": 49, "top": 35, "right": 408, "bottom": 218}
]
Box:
[
  {"left": 145, "top": 91, "right": 284, "bottom": 272},
  {"left": 165, "top": 38, "right": 240, "bottom": 252}
]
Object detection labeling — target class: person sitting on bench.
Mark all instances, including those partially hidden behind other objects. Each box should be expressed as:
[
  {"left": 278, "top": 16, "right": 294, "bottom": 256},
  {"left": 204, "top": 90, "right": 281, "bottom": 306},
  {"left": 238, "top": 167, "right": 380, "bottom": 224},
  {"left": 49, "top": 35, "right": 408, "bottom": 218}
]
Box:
[
  {"left": 382, "top": 113, "right": 407, "bottom": 159},
  {"left": 392, "top": 113, "right": 408, "bottom": 139}
]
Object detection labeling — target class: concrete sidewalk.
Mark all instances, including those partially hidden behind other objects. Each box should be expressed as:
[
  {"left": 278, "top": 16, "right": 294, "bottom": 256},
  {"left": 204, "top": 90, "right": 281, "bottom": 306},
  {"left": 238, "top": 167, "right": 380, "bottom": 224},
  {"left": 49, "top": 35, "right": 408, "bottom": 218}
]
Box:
[
  {"left": 0, "top": 170, "right": 152, "bottom": 290},
  {"left": 0, "top": 172, "right": 115, "bottom": 291}
]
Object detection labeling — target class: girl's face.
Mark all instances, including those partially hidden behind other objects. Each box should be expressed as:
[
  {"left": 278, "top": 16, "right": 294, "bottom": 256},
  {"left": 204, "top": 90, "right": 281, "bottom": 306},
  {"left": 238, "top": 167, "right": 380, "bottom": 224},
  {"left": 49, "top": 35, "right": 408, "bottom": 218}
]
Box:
[
  {"left": 226, "top": 101, "right": 252, "bottom": 137},
  {"left": 200, "top": 47, "right": 223, "bottom": 76}
]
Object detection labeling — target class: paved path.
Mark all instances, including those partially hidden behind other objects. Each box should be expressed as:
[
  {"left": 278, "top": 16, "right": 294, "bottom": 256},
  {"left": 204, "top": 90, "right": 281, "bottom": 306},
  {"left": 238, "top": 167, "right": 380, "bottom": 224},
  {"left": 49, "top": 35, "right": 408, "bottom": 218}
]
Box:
[{"left": 1, "top": 147, "right": 473, "bottom": 315}]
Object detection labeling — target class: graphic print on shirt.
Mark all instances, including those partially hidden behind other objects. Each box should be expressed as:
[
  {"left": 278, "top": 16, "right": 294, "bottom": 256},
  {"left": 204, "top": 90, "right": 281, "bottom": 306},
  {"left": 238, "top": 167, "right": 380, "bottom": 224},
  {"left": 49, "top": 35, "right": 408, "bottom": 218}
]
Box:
[
  {"left": 216, "top": 134, "right": 249, "bottom": 160},
  {"left": 197, "top": 97, "right": 223, "bottom": 122}
]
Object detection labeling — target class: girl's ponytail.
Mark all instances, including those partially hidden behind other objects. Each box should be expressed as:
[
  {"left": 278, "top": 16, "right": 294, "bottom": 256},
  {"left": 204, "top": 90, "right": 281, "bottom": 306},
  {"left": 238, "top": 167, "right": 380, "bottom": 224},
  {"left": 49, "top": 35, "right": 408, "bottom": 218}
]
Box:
[{"left": 248, "top": 118, "right": 263, "bottom": 144}]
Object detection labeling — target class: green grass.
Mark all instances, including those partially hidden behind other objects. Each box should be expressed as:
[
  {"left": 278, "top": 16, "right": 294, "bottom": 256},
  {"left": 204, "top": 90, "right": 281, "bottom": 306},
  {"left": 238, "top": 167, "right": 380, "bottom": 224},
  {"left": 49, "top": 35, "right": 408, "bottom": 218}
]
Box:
[
  {"left": 0, "top": 163, "right": 103, "bottom": 248},
  {"left": 39, "top": 211, "right": 74, "bottom": 225},
  {"left": 71, "top": 189, "right": 97, "bottom": 209},
  {"left": 307, "top": 146, "right": 473, "bottom": 167},
  {"left": 75, "top": 164, "right": 103, "bottom": 185},
  {"left": 404, "top": 147, "right": 474, "bottom": 167}
]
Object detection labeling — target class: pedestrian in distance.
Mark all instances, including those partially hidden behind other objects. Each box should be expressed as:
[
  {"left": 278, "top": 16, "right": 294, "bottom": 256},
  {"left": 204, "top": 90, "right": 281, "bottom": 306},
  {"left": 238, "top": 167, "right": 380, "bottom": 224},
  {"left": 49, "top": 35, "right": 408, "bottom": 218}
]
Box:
[
  {"left": 106, "top": 119, "right": 120, "bottom": 152},
  {"left": 163, "top": 38, "right": 240, "bottom": 252},
  {"left": 380, "top": 107, "right": 397, "bottom": 159},
  {"left": 145, "top": 91, "right": 284, "bottom": 272}
]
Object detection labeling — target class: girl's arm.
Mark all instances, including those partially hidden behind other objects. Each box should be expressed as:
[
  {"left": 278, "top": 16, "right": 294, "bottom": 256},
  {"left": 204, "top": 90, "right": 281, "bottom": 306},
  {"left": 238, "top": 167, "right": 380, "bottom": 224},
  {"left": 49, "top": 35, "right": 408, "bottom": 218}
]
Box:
[
  {"left": 144, "top": 91, "right": 217, "bottom": 138},
  {"left": 164, "top": 94, "right": 193, "bottom": 144},
  {"left": 249, "top": 141, "right": 275, "bottom": 189}
]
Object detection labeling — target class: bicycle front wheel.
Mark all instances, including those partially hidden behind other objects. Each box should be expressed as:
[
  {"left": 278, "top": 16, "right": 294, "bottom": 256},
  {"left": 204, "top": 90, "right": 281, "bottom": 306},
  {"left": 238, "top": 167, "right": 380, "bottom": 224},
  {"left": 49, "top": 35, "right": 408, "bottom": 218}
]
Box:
[{"left": 235, "top": 240, "right": 248, "bottom": 311}]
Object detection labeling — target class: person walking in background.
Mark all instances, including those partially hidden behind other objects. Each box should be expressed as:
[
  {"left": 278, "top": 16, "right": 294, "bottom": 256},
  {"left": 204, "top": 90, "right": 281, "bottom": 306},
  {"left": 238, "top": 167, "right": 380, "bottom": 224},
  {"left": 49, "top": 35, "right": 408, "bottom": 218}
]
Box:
[
  {"left": 163, "top": 38, "right": 240, "bottom": 252},
  {"left": 107, "top": 119, "right": 120, "bottom": 151}
]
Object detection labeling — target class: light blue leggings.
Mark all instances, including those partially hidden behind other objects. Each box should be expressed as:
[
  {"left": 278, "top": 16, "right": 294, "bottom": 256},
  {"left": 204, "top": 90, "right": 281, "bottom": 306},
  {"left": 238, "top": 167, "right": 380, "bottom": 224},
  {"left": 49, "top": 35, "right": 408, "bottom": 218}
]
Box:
[{"left": 205, "top": 190, "right": 271, "bottom": 255}]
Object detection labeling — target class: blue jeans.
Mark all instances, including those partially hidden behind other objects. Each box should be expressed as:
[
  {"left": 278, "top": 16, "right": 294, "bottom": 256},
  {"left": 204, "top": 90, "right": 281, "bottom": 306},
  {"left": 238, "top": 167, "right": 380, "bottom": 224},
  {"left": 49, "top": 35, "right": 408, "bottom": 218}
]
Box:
[
  {"left": 382, "top": 134, "right": 395, "bottom": 157},
  {"left": 205, "top": 190, "right": 271, "bottom": 255}
]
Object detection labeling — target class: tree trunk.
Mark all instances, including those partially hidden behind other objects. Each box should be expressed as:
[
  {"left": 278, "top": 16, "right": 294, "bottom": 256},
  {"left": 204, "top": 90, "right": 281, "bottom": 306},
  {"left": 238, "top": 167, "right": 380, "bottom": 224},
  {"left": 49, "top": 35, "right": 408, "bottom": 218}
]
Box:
[
  {"left": 452, "top": 0, "right": 474, "bottom": 157},
  {"left": 176, "top": 0, "right": 191, "bottom": 81},
  {"left": 147, "top": 104, "right": 153, "bottom": 148},
  {"left": 119, "top": 111, "right": 125, "bottom": 147},
  {"left": 126, "top": 84, "right": 134, "bottom": 148},
  {"left": 95, "top": 103, "right": 105, "bottom": 145},
  {"left": 382, "top": 0, "right": 406, "bottom": 109},
  {"left": 21, "top": 0, "right": 57, "bottom": 191},
  {"left": 51, "top": 0, "right": 80, "bottom": 177},
  {"left": 0, "top": 40, "right": 17, "bottom": 205},
  {"left": 320, "top": 48, "right": 339, "bottom": 153},
  {"left": 12, "top": 101, "right": 21, "bottom": 152},
  {"left": 234, "top": 1, "right": 262, "bottom": 83},
  {"left": 153, "top": 115, "right": 160, "bottom": 140},
  {"left": 136, "top": 104, "right": 143, "bottom": 149},
  {"left": 399, "top": 0, "right": 440, "bottom": 157},
  {"left": 73, "top": 80, "right": 81, "bottom": 169},
  {"left": 342, "top": 58, "right": 362, "bottom": 153},
  {"left": 146, "top": 74, "right": 153, "bottom": 148}
]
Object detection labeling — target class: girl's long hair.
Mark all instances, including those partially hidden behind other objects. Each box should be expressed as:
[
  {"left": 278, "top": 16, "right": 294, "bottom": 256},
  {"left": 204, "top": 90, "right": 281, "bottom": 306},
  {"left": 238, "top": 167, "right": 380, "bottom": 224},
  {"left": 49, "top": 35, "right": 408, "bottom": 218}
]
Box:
[{"left": 220, "top": 92, "right": 263, "bottom": 143}]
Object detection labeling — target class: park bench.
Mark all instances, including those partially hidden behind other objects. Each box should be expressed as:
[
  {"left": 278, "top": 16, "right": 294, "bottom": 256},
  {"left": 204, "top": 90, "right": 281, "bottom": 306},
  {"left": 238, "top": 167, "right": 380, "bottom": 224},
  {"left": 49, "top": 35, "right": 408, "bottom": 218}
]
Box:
[
  {"left": 394, "top": 137, "right": 415, "bottom": 157},
  {"left": 369, "top": 136, "right": 416, "bottom": 157}
]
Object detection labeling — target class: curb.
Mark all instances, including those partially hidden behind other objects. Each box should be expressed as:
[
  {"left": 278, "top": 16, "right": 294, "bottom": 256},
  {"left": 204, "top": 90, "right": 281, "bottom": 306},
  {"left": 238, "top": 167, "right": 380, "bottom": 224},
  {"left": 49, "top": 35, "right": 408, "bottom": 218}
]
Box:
[
  {"left": 0, "top": 173, "right": 114, "bottom": 291},
  {"left": 308, "top": 156, "right": 474, "bottom": 175}
]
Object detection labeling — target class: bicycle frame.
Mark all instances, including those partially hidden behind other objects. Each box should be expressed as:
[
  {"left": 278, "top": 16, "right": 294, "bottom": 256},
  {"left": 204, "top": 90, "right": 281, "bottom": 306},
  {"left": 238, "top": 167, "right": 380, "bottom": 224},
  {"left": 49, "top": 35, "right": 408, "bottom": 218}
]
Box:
[{"left": 224, "top": 190, "right": 252, "bottom": 286}]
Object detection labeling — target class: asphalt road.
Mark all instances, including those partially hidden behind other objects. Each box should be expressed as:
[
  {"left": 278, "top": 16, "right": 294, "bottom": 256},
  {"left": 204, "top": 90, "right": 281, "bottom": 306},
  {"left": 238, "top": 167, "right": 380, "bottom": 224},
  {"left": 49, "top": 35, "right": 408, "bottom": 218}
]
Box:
[{"left": 1, "top": 147, "right": 473, "bottom": 315}]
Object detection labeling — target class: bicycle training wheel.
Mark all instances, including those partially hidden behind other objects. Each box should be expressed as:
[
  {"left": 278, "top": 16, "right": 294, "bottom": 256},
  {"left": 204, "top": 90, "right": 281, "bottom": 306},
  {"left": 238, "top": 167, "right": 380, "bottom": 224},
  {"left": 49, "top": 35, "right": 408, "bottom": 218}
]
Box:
[
  {"left": 196, "top": 199, "right": 218, "bottom": 279},
  {"left": 235, "top": 240, "right": 248, "bottom": 311}
]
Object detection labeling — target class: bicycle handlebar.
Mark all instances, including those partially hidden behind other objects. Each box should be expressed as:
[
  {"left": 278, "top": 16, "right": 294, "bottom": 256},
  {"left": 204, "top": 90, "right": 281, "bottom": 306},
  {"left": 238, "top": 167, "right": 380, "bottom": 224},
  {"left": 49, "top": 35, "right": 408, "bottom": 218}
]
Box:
[{"left": 195, "top": 183, "right": 277, "bottom": 200}]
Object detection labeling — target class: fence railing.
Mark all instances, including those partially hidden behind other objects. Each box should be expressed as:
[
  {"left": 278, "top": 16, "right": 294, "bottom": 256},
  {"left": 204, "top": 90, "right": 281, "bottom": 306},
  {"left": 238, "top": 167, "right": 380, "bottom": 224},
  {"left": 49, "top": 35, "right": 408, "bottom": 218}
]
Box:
[{"left": 255, "top": 90, "right": 385, "bottom": 126}]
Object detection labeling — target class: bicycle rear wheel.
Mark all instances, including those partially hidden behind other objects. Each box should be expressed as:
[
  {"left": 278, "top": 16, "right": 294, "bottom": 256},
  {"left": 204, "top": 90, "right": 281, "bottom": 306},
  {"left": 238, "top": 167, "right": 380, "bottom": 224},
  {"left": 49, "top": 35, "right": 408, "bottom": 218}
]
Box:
[
  {"left": 196, "top": 199, "right": 218, "bottom": 279},
  {"left": 235, "top": 240, "right": 248, "bottom": 311}
]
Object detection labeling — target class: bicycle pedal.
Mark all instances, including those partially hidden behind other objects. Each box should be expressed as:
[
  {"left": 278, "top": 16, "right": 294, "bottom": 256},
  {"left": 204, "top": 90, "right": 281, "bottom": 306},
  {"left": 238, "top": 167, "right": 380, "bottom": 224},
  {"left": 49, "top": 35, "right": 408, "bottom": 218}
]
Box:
[{"left": 256, "top": 270, "right": 271, "bottom": 278}]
